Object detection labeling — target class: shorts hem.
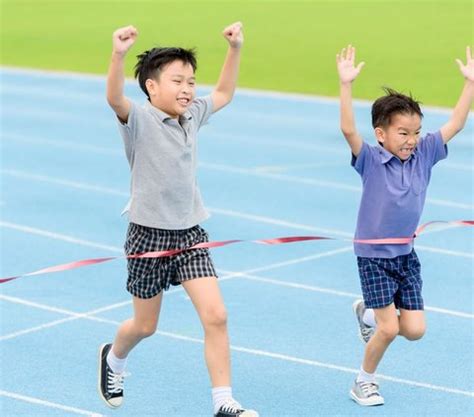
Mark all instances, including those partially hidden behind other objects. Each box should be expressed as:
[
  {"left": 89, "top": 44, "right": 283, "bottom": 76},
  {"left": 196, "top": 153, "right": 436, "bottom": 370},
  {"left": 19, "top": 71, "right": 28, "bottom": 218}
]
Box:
[
  {"left": 175, "top": 274, "right": 218, "bottom": 285},
  {"left": 364, "top": 299, "right": 424, "bottom": 311},
  {"left": 396, "top": 304, "right": 424, "bottom": 311},
  {"left": 126, "top": 286, "right": 163, "bottom": 299}
]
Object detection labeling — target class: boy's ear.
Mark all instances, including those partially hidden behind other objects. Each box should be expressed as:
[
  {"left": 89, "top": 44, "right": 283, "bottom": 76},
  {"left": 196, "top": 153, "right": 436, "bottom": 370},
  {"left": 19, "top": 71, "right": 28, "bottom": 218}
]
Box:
[
  {"left": 374, "top": 127, "right": 386, "bottom": 143},
  {"left": 145, "top": 78, "right": 157, "bottom": 97}
]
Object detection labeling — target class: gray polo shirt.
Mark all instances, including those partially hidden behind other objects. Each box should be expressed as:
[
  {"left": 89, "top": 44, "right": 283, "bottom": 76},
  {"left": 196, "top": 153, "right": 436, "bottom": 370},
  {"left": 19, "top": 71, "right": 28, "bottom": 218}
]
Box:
[
  {"left": 351, "top": 131, "right": 447, "bottom": 258},
  {"left": 118, "top": 96, "right": 213, "bottom": 230}
]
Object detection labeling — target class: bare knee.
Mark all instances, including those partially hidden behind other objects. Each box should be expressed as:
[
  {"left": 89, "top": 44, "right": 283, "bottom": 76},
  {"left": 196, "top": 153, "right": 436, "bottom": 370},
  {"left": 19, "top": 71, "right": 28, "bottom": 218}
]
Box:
[
  {"left": 134, "top": 320, "right": 158, "bottom": 338},
  {"left": 402, "top": 324, "right": 426, "bottom": 341},
  {"left": 377, "top": 322, "right": 399, "bottom": 342},
  {"left": 202, "top": 305, "right": 228, "bottom": 330},
  {"left": 399, "top": 310, "right": 426, "bottom": 341}
]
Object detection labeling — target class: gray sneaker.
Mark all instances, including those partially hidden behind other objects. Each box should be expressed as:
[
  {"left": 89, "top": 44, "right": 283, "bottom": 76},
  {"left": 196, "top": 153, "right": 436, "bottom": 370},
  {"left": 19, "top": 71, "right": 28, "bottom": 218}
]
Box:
[
  {"left": 352, "top": 299, "right": 375, "bottom": 343},
  {"left": 350, "top": 380, "right": 384, "bottom": 406}
]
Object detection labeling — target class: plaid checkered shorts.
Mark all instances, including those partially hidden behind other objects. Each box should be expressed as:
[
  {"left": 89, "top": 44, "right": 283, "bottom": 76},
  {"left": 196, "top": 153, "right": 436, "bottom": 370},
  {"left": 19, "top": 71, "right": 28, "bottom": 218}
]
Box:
[
  {"left": 124, "top": 223, "right": 217, "bottom": 299},
  {"left": 357, "top": 249, "right": 424, "bottom": 310}
]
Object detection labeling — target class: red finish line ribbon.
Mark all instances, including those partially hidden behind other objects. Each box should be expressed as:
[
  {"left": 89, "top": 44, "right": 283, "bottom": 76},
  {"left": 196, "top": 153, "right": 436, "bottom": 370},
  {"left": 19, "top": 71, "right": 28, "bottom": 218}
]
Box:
[{"left": 1, "top": 220, "right": 472, "bottom": 284}]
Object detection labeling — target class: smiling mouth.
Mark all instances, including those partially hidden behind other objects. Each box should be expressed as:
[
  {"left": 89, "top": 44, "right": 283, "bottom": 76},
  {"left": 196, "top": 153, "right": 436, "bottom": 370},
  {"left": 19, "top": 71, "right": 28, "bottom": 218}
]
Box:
[{"left": 177, "top": 97, "right": 190, "bottom": 106}]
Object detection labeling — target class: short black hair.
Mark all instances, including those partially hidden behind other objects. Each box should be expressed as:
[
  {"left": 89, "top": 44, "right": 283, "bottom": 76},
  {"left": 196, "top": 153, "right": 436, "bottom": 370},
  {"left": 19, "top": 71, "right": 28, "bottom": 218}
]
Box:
[
  {"left": 371, "top": 87, "right": 423, "bottom": 128},
  {"left": 134, "top": 47, "right": 197, "bottom": 99}
]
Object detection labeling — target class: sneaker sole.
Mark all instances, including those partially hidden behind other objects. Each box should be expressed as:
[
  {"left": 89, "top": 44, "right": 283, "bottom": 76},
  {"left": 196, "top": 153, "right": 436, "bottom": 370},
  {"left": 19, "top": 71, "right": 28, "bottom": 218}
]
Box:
[
  {"left": 350, "top": 389, "right": 384, "bottom": 406},
  {"left": 352, "top": 299, "right": 367, "bottom": 343},
  {"left": 97, "top": 343, "right": 121, "bottom": 409}
]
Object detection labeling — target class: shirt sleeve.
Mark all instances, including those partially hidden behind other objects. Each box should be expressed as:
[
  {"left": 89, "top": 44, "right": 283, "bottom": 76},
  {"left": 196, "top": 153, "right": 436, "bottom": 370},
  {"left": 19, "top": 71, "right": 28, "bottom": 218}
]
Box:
[
  {"left": 351, "top": 142, "right": 377, "bottom": 178},
  {"left": 416, "top": 131, "right": 448, "bottom": 167},
  {"left": 117, "top": 99, "right": 140, "bottom": 140},
  {"left": 187, "top": 95, "right": 213, "bottom": 128},
  {"left": 116, "top": 100, "right": 143, "bottom": 163}
]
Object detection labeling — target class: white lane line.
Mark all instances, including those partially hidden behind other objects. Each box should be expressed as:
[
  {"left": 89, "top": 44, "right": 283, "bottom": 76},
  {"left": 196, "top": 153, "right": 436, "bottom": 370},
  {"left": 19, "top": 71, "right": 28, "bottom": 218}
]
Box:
[
  {"left": 4, "top": 130, "right": 473, "bottom": 172},
  {"left": 200, "top": 163, "right": 473, "bottom": 210},
  {"left": 1, "top": 65, "right": 464, "bottom": 115},
  {"left": 2, "top": 298, "right": 473, "bottom": 398},
  {"left": 0, "top": 298, "right": 127, "bottom": 341},
  {"left": 222, "top": 271, "right": 360, "bottom": 299},
  {"left": 0, "top": 219, "right": 471, "bottom": 326},
  {"left": 217, "top": 246, "right": 354, "bottom": 276},
  {"left": 440, "top": 161, "right": 474, "bottom": 172},
  {"left": 218, "top": 270, "right": 474, "bottom": 319},
  {"left": 1, "top": 212, "right": 471, "bottom": 261},
  {"left": 0, "top": 216, "right": 471, "bottom": 324},
  {"left": 225, "top": 344, "right": 474, "bottom": 398},
  {"left": 254, "top": 162, "right": 349, "bottom": 173},
  {"left": 0, "top": 389, "right": 106, "bottom": 417},
  {"left": 0, "top": 220, "right": 123, "bottom": 253},
  {"left": 208, "top": 207, "right": 353, "bottom": 237},
  {"left": 0, "top": 246, "right": 354, "bottom": 341},
  {"left": 1, "top": 132, "right": 123, "bottom": 155},
  {"left": 2, "top": 130, "right": 349, "bottom": 156},
  {"left": 3, "top": 165, "right": 471, "bottom": 211},
  {"left": 1, "top": 293, "right": 472, "bottom": 398},
  {"left": 132, "top": 330, "right": 474, "bottom": 397},
  {"left": 1, "top": 170, "right": 129, "bottom": 197},
  {"left": 415, "top": 244, "right": 474, "bottom": 258}
]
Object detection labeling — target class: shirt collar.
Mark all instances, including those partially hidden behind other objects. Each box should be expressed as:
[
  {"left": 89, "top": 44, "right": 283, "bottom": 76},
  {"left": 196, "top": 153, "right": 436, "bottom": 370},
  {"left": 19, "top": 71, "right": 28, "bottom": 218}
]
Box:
[
  {"left": 145, "top": 101, "right": 192, "bottom": 123},
  {"left": 376, "top": 143, "right": 416, "bottom": 164}
]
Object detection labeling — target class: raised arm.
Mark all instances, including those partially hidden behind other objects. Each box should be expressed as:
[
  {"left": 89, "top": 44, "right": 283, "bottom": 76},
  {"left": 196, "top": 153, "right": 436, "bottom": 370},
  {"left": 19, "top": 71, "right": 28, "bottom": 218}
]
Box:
[
  {"left": 336, "top": 45, "right": 365, "bottom": 156},
  {"left": 211, "top": 22, "right": 243, "bottom": 113},
  {"left": 106, "top": 26, "right": 138, "bottom": 122},
  {"left": 440, "top": 46, "right": 474, "bottom": 144}
]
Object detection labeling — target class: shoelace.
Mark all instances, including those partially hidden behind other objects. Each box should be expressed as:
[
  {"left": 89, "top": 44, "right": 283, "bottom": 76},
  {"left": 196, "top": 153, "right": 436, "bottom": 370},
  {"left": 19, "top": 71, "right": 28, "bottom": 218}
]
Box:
[
  {"left": 361, "top": 326, "right": 374, "bottom": 339},
  {"left": 107, "top": 371, "right": 130, "bottom": 394},
  {"left": 359, "top": 381, "right": 380, "bottom": 397},
  {"left": 220, "top": 398, "right": 243, "bottom": 413}
]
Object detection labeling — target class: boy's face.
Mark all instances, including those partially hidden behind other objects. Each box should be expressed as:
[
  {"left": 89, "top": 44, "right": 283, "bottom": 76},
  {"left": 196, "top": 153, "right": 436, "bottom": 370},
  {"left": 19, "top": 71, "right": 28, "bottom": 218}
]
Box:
[
  {"left": 375, "top": 113, "right": 422, "bottom": 160},
  {"left": 146, "top": 60, "right": 196, "bottom": 118}
]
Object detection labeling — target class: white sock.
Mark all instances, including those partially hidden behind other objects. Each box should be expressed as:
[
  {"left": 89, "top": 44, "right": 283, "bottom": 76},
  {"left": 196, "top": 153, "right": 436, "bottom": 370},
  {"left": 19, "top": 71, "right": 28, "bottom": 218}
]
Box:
[
  {"left": 357, "top": 366, "right": 376, "bottom": 383},
  {"left": 106, "top": 346, "right": 127, "bottom": 374},
  {"left": 212, "top": 386, "right": 232, "bottom": 414},
  {"left": 363, "top": 308, "right": 376, "bottom": 327}
]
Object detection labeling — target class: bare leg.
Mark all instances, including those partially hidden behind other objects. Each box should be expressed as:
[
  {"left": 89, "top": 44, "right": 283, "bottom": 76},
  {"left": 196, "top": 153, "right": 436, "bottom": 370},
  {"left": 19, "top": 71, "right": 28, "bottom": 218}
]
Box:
[
  {"left": 362, "top": 303, "right": 399, "bottom": 373},
  {"left": 112, "top": 293, "right": 163, "bottom": 358},
  {"left": 398, "top": 308, "right": 425, "bottom": 340},
  {"left": 182, "top": 277, "right": 230, "bottom": 387}
]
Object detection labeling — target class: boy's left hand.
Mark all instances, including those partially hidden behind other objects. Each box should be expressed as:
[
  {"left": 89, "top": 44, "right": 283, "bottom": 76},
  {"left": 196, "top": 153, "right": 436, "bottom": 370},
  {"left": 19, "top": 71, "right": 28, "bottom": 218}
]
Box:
[
  {"left": 223, "top": 22, "right": 243, "bottom": 49},
  {"left": 456, "top": 46, "right": 474, "bottom": 82}
]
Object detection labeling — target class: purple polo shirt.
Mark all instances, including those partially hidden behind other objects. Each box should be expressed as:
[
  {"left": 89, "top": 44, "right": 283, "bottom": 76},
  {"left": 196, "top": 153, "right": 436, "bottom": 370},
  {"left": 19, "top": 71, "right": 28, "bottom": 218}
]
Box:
[{"left": 352, "top": 131, "right": 447, "bottom": 258}]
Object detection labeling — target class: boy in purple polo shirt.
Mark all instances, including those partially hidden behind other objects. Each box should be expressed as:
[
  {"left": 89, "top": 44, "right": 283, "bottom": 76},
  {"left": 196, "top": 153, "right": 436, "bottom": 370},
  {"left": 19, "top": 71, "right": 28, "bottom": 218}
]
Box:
[{"left": 336, "top": 45, "right": 474, "bottom": 406}]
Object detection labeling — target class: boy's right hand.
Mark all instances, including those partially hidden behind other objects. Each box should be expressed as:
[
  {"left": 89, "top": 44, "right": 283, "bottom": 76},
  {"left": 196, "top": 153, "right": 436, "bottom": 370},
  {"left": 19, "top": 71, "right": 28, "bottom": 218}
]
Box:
[
  {"left": 112, "top": 26, "right": 138, "bottom": 55},
  {"left": 337, "top": 45, "right": 365, "bottom": 84}
]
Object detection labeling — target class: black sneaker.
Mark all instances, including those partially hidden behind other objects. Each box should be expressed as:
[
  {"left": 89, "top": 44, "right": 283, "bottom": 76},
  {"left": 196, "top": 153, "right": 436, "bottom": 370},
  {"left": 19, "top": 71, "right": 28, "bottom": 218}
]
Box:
[
  {"left": 214, "top": 399, "right": 259, "bottom": 417},
  {"left": 98, "top": 343, "right": 126, "bottom": 408}
]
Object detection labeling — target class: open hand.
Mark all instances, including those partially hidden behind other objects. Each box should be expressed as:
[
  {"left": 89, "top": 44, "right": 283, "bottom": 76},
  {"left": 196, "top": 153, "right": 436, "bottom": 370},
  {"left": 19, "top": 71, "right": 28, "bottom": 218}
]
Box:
[
  {"left": 456, "top": 46, "right": 474, "bottom": 82},
  {"left": 336, "top": 45, "right": 365, "bottom": 84},
  {"left": 223, "top": 22, "right": 243, "bottom": 49}
]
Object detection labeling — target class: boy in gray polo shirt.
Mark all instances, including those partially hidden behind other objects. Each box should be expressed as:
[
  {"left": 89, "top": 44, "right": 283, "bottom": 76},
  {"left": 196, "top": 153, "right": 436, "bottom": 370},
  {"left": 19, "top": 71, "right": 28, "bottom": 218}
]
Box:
[
  {"left": 98, "top": 23, "right": 258, "bottom": 417},
  {"left": 336, "top": 45, "right": 474, "bottom": 406}
]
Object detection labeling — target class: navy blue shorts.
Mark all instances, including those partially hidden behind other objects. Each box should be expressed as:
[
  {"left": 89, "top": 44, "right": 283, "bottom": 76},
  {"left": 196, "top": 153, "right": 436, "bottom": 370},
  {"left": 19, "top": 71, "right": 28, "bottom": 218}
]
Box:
[{"left": 357, "top": 249, "right": 424, "bottom": 310}]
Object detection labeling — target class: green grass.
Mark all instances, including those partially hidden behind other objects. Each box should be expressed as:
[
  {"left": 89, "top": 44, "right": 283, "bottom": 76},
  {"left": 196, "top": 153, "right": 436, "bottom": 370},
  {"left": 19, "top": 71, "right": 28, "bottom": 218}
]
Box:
[{"left": 1, "top": 0, "right": 473, "bottom": 106}]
